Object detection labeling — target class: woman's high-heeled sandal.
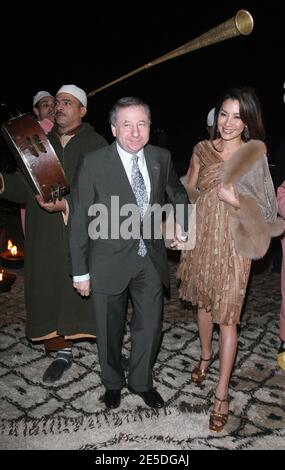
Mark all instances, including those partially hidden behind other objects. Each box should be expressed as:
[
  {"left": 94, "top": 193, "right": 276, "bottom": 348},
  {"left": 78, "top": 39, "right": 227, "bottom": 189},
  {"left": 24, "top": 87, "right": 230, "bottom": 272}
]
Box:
[
  {"left": 191, "top": 352, "right": 217, "bottom": 385},
  {"left": 209, "top": 395, "right": 229, "bottom": 433}
]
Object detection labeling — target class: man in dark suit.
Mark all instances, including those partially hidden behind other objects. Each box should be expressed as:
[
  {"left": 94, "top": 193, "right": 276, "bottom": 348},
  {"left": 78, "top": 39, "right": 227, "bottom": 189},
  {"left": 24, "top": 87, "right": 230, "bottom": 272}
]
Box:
[{"left": 69, "top": 97, "right": 189, "bottom": 409}]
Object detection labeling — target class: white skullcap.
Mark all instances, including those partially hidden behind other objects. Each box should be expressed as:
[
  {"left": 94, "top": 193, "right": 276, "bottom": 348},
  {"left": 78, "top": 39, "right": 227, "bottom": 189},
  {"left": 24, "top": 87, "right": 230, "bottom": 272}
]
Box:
[
  {"left": 33, "top": 91, "right": 53, "bottom": 107},
  {"left": 56, "top": 84, "right": 87, "bottom": 107},
  {"left": 207, "top": 107, "right": 215, "bottom": 127}
]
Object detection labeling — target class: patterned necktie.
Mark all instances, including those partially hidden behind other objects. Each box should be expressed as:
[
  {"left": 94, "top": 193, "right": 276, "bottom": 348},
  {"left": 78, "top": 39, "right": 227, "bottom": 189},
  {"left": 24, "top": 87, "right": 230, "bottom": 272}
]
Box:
[{"left": 131, "top": 155, "right": 148, "bottom": 257}]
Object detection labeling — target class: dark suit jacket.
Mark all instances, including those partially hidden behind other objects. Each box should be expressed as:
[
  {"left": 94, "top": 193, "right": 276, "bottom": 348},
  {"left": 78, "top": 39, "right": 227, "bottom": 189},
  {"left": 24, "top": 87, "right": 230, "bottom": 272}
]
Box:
[{"left": 69, "top": 141, "right": 189, "bottom": 294}]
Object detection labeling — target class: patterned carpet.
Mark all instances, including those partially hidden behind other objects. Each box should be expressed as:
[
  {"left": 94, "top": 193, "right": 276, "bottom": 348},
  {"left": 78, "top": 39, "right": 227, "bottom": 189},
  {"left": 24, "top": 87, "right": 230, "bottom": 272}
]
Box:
[{"left": 0, "top": 253, "right": 285, "bottom": 450}]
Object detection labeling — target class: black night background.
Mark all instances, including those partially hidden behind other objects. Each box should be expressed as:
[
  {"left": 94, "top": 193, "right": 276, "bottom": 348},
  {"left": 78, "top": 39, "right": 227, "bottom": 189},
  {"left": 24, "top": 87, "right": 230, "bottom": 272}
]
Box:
[{"left": 0, "top": 0, "right": 284, "bottom": 175}]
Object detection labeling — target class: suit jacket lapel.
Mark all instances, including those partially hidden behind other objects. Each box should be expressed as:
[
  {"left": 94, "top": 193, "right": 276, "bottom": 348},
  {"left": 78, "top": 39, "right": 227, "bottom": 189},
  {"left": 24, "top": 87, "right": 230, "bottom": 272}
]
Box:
[
  {"left": 107, "top": 142, "right": 137, "bottom": 205},
  {"left": 144, "top": 145, "right": 160, "bottom": 205},
  {"left": 107, "top": 143, "right": 160, "bottom": 206}
]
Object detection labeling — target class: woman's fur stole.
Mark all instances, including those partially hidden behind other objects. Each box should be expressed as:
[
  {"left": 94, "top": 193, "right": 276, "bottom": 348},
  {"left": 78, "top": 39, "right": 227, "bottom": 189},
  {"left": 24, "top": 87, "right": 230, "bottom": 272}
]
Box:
[{"left": 220, "top": 140, "right": 285, "bottom": 259}]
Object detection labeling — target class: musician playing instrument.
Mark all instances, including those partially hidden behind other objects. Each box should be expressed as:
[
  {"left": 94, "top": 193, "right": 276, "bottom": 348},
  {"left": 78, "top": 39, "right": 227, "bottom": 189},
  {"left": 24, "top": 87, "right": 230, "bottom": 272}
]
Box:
[{"left": 0, "top": 84, "right": 108, "bottom": 384}]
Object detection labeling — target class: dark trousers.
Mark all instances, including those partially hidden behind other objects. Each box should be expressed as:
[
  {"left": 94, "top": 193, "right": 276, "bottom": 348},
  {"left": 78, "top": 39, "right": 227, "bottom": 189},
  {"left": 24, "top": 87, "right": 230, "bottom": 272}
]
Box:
[{"left": 92, "top": 255, "right": 163, "bottom": 391}]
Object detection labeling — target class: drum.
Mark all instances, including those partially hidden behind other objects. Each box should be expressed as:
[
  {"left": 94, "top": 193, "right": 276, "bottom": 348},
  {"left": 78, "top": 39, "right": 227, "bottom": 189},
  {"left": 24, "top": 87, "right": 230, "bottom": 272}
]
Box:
[{"left": 1, "top": 113, "right": 69, "bottom": 203}]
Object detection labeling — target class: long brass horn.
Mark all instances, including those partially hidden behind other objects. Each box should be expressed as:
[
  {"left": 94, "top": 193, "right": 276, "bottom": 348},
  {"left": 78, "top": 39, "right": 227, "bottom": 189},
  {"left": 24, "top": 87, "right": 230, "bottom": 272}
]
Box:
[{"left": 88, "top": 10, "right": 253, "bottom": 97}]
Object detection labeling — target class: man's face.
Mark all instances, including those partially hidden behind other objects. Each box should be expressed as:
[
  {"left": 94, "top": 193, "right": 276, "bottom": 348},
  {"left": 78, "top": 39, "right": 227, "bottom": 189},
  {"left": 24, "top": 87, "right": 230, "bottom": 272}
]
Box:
[
  {"left": 111, "top": 105, "right": 150, "bottom": 154},
  {"left": 54, "top": 93, "right": 86, "bottom": 131},
  {"left": 34, "top": 96, "right": 55, "bottom": 122}
]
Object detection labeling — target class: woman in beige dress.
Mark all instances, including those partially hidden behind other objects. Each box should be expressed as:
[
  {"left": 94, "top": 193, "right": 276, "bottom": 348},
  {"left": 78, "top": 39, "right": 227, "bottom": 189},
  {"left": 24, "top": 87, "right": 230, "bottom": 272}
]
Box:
[{"left": 177, "top": 88, "right": 279, "bottom": 432}]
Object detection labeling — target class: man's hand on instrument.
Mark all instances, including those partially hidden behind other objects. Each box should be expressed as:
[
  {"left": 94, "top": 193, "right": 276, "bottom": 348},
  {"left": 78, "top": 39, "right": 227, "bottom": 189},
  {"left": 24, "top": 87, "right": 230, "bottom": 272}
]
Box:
[
  {"left": 39, "top": 118, "right": 54, "bottom": 134},
  {"left": 35, "top": 194, "right": 67, "bottom": 213},
  {"left": 73, "top": 279, "right": 91, "bottom": 297}
]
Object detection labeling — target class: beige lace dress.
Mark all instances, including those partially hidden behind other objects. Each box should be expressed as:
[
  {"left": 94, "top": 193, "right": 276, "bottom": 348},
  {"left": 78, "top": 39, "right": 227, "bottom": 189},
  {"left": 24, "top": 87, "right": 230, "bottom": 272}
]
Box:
[{"left": 177, "top": 140, "right": 251, "bottom": 325}]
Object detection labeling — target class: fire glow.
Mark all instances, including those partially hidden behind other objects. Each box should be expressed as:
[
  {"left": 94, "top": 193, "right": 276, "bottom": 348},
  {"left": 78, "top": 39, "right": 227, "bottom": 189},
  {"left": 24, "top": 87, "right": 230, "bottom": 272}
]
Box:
[
  {"left": 7, "top": 240, "right": 18, "bottom": 257},
  {"left": 0, "top": 239, "right": 24, "bottom": 269}
]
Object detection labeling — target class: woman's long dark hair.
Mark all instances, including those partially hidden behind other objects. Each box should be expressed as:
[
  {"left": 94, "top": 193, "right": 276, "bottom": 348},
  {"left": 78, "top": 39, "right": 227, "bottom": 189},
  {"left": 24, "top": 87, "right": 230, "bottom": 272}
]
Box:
[{"left": 211, "top": 87, "right": 265, "bottom": 143}]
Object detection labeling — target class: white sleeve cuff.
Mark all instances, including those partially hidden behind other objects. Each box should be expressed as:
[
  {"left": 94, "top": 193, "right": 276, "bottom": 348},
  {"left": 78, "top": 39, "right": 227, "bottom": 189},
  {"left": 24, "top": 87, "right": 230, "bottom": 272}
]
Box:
[{"left": 73, "top": 273, "right": 90, "bottom": 282}]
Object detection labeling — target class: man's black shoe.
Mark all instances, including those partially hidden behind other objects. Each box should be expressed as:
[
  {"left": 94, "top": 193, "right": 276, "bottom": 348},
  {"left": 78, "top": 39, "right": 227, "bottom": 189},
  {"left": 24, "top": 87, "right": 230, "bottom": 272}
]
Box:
[
  {"left": 129, "top": 387, "right": 165, "bottom": 408},
  {"left": 101, "top": 389, "right": 121, "bottom": 409},
  {"left": 42, "top": 358, "right": 72, "bottom": 384}
]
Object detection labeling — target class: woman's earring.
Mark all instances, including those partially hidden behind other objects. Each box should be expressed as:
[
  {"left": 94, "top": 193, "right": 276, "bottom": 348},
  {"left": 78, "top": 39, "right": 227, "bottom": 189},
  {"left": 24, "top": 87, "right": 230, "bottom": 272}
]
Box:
[{"left": 244, "top": 126, "right": 250, "bottom": 141}]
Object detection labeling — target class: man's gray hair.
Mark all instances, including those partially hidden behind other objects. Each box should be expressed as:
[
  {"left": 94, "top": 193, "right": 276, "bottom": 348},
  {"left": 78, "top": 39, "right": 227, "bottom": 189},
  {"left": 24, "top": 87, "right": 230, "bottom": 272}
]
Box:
[{"left": 109, "top": 97, "right": 151, "bottom": 126}]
